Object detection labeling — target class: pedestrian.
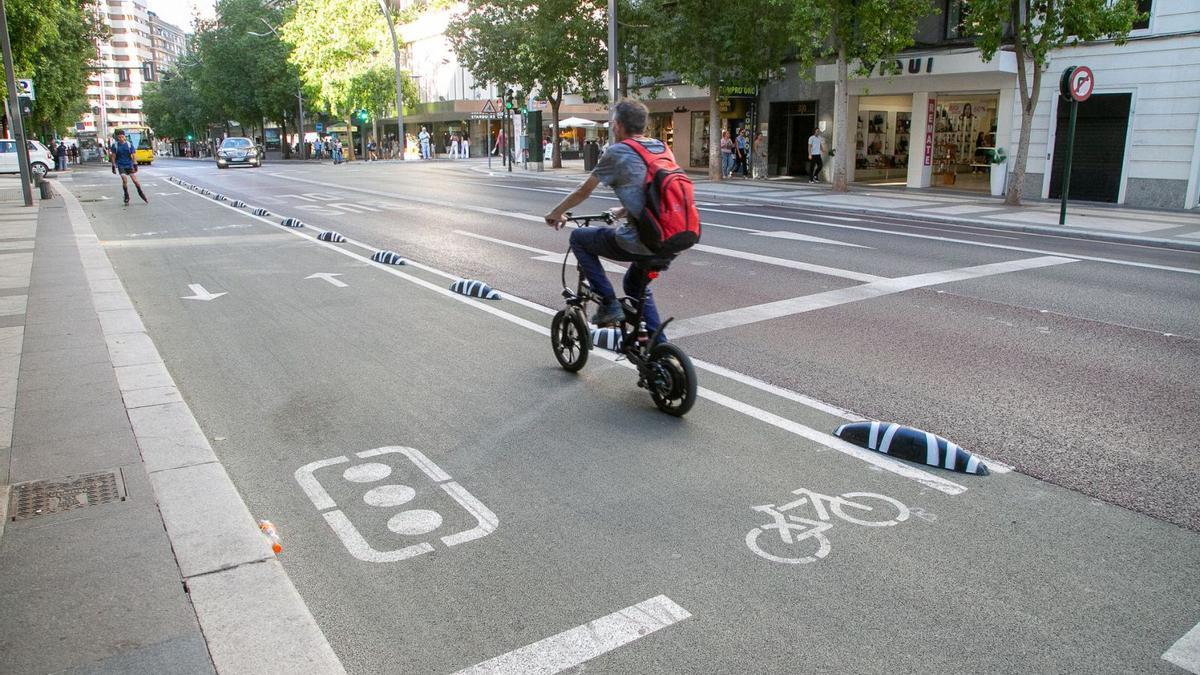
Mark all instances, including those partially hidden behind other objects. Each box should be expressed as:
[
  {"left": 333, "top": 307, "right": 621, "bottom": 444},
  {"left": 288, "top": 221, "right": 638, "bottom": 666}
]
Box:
[
  {"left": 367, "top": 138, "right": 378, "bottom": 161},
  {"left": 69, "top": 143, "right": 79, "bottom": 165},
  {"left": 442, "top": 131, "right": 451, "bottom": 157},
  {"left": 109, "top": 131, "right": 147, "bottom": 205},
  {"left": 735, "top": 128, "right": 750, "bottom": 177},
  {"left": 461, "top": 131, "right": 470, "bottom": 158},
  {"left": 807, "top": 128, "right": 824, "bottom": 183},
  {"left": 752, "top": 131, "right": 768, "bottom": 179},
  {"left": 314, "top": 137, "right": 324, "bottom": 160},
  {"left": 332, "top": 137, "right": 343, "bottom": 164},
  {"left": 719, "top": 130, "right": 734, "bottom": 178},
  {"left": 495, "top": 128, "right": 506, "bottom": 164},
  {"left": 418, "top": 126, "right": 431, "bottom": 159},
  {"left": 449, "top": 131, "right": 460, "bottom": 159}
]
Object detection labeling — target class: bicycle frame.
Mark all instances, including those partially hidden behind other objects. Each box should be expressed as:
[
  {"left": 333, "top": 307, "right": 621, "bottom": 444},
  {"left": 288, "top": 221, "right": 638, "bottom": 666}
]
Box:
[{"left": 559, "top": 213, "right": 674, "bottom": 370}]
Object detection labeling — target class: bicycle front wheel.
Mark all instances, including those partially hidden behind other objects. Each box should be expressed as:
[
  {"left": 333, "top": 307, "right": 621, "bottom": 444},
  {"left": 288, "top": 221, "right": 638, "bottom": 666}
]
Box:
[
  {"left": 551, "top": 308, "right": 590, "bottom": 372},
  {"left": 648, "top": 342, "right": 697, "bottom": 416},
  {"left": 831, "top": 492, "right": 910, "bottom": 527}
]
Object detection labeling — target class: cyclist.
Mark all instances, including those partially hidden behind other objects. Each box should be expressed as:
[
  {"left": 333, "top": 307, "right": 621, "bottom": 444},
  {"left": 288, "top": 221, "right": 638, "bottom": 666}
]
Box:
[
  {"left": 109, "top": 131, "right": 148, "bottom": 205},
  {"left": 544, "top": 99, "right": 672, "bottom": 339}
]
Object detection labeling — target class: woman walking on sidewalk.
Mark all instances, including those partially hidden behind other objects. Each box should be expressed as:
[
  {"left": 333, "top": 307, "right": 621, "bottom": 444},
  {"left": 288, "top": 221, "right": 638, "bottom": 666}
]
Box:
[{"left": 109, "top": 131, "right": 147, "bottom": 205}]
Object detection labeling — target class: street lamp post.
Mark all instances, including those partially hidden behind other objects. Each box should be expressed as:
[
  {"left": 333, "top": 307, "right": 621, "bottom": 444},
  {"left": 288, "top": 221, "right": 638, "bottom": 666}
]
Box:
[
  {"left": 377, "top": 0, "right": 406, "bottom": 160},
  {"left": 608, "top": 0, "right": 617, "bottom": 104}
]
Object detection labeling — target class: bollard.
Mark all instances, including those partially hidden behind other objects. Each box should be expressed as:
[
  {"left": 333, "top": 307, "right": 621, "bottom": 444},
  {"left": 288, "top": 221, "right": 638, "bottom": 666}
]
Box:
[{"left": 37, "top": 179, "right": 54, "bottom": 200}]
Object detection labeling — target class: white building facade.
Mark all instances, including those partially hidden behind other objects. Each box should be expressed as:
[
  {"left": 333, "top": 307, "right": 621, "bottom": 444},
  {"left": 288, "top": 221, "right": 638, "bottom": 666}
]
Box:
[
  {"left": 812, "top": 0, "right": 1200, "bottom": 210},
  {"left": 79, "top": 0, "right": 156, "bottom": 135}
]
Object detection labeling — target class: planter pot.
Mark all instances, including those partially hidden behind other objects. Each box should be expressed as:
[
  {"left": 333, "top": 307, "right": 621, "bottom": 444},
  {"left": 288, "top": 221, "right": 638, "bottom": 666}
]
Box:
[{"left": 990, "top": 161, "right": 1007, "bottom": 196}]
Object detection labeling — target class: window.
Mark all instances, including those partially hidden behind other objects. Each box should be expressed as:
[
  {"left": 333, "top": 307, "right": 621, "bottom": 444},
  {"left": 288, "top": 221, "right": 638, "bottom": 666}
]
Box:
[
  {"left": 1133, "top": 0, "right": 1151, "bottom": 29},
  {"left": 945, "top": 0, "right": 974, "bottom": 39},
  {"left": 117, "top": 67, "right": 129, "bottom": 83},
  {"left": 0, "top": 140, "right": 15, "bottom": 154}
]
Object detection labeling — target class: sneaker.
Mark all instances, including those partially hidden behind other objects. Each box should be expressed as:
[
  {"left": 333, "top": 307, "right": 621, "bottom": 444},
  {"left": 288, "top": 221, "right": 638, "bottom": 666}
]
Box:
[{"left": 590, "top": 299, "right": 623, "bottom": 326}]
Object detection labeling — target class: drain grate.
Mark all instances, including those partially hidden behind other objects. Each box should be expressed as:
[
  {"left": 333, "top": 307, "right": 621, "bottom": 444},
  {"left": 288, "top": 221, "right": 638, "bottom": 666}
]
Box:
[{"left": 9, "top": 470, "right": 127, "bottom": 521}]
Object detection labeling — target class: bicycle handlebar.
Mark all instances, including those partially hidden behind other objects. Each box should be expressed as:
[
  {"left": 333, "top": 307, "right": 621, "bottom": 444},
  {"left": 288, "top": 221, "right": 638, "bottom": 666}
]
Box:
[{"left": 564, "top": 211, "right": 615, "bottom": 225}]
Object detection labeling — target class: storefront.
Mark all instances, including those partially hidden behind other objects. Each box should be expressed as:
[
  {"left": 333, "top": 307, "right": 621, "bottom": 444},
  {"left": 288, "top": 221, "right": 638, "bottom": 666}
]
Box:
[{"left": 815, "top": 49, "right": 1018, "bottom": 192}]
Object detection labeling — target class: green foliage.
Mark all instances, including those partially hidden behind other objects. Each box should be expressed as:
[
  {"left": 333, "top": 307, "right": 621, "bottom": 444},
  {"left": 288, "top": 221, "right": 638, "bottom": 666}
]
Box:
[
  {"left": 142, "top": 68, "right": 206, "bottom": 139},
  {"left": 629, "top": 0, "right": 791, "bottom": 93},
  {"left": 282, "top": 0, "right": 415, "bottom": 120},
  {"left": 782, "top": 0, "right": 928, "bottom": 73},
  {"left": 191, "top": 0, "right": 300, "bottom": 130},
  {"left": 448, "top": 0, "right": 608, "bottom": 168},
  {"left": 4, "top": 0, "right": 106, "bottom": 136},
  {"left": 964, "top": 0, "right": 1138, "bottom": 204},
  {"left": 968, "top": 0, "right": 1140, "bottom": 69}
]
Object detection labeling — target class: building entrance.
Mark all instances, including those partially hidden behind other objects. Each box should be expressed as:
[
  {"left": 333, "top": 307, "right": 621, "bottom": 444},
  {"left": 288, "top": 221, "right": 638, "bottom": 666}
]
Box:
[
  {"left": 1049, "top": 93, "right": 1131, "bottom": 203},
  {"left": 768, "top": 100, "right": 816, "bottom": 177}
]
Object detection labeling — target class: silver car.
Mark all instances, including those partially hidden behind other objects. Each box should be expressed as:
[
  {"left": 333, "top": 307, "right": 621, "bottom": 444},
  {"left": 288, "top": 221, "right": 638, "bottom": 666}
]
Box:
[{"left": 216, "top": 137, "right": 262, "bottom": 169}]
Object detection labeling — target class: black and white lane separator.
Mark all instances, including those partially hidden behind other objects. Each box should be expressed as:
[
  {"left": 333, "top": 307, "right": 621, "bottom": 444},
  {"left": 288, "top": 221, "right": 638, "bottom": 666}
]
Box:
[
  {"left": 591, "top": 327, "right": 623, "bottom": 351},
  {"left": 834, "top": 421, "right": 990, "bottom": 475},
  {"left": 281, "top": 217, "right": 305, "bottom": 228},
  {"left": 371, "top": 249, "right": 405, "bottom": 265},
  {"left": 231, "top": 199, "right": 247, "bottom": 208},
  {"left": 213, "top": 194, "right": 227, "bottom": 201},
  {"left": 252, "top": 208, "right": 271, "bottom": 217},
  {"left": 450, "top": 279, "right": 500, "bottom": 300},
  {"left": 318, "top": 231, "right": 347, "bottom": 243}
]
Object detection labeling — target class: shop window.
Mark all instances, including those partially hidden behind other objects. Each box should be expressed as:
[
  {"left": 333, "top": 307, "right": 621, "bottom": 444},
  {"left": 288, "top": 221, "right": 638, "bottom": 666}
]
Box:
[{"left": 1133, "top": 0, "right": 1151, "bottom": 30}]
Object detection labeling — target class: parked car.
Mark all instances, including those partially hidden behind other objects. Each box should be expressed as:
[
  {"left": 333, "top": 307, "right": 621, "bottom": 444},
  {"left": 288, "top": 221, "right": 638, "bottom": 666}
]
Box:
[
  {"left": 0, "top": 139, "right": 53, "bottom": 179},
  {"left": 215, "top": 137, "right": 262, "bottom": 169}
]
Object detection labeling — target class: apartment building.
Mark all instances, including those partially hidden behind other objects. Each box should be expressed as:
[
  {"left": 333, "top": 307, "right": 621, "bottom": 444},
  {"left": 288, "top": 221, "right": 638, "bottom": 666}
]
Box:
[
  {"left": 78, "top": 0, "right": 155, "bottom": 135},
  {"left": 148, "top": 10, "right": 188, "bottom": 75}
]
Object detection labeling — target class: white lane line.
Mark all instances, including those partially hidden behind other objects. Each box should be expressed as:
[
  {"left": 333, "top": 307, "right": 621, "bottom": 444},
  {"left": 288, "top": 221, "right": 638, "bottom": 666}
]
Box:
[
  {"left": 1165, "top": 620, "right": 1200, "bottom": 674},
  {"left": 699, "top": 208, "right": 1200, "bottom": 276},
  {"left": 750, "top": 230, "right": 871, "bottom": 248},
  {"left": 454, "top": 230, "right": 627, "bottom": 273},
  {"left": 691, "top": 244, "right": 884, "bottom": 282},
  {"left": 671, "top": 255, "right": 1078, "bottom": 338},
  {"left": 453, "top": 595, "right": 691, "bottom": 675},
  {"left": 170, "top": 176, "right": 972, "bottom": 495}
]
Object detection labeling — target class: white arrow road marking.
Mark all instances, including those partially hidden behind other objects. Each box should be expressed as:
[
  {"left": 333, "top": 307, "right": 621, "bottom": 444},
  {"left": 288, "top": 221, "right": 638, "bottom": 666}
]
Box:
[
  {"left": 306, "top": 273, "right": 348, "bottom": 287},
  {"left": 181, "top": 284, "right": 226, "bottom": 301},
  {"left": 453, "top": 595, "right": 691, "bottom": 675}
]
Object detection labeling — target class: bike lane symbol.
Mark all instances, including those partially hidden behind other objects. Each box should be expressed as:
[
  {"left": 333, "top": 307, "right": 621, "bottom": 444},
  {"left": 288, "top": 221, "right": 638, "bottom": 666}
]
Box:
[
  {"left": 295, "top": 446, "right": 498, "bottom": 563},
  {"left": 746, "top": 489, "right": 909, "bottom": 565}
]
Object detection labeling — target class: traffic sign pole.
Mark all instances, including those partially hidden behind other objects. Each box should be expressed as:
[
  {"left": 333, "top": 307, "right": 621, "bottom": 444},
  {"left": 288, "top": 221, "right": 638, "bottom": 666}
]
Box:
[
  {"left": 1059, "top": 99, "right": 1078, "bottom": 226},
  {"left": 0, "top": 0, "right": 33, "bottom": 206}
]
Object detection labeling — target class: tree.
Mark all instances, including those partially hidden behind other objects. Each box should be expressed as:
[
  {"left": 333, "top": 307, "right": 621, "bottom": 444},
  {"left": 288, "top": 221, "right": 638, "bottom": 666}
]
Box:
[
  {"left": 447, "top": 0, "right": 607, "bottom": 169},
  {"left": 625, "top": 0, "right": 791, "bottom": 180},
  {"left": 283, "top": 0, "right": 416, "bottom": 161},
  {"left": 783, "top": 0, "right": 928, "bottom": 191},
  {"left": 2, "top": 0, "right": 105, "bottom": 137},
  {"left": 192, "top": 0, "right": 300, "bottom": 148},
  {"left": 143, "top": 70, "right": 205, "bottom": 141},
  {"left": 966, "top": 0, "right": 1140, "bottom": 205}
]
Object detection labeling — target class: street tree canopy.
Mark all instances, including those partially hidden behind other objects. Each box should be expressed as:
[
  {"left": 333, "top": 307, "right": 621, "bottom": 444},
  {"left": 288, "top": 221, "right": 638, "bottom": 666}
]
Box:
[
  {"left": 966, "top": 0, "right": 1140, "bottom": 205},
  {"left": 447, "top": 0, "right": 608, "bottom": 169},
  {"left": 781, "top": 0, "right": 929, "bottom": 191},
  {"left": 625, "top": 0, "right": 792, "bottom": 180},
  {"left": 3, "top": 0, "right": 105, "bottom": 138}
]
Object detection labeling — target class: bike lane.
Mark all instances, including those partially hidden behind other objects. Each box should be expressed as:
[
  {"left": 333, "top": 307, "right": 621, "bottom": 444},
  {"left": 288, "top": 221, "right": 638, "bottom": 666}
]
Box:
[{"left": 65, "top": 171, "right": 1200, "bottom": 674}]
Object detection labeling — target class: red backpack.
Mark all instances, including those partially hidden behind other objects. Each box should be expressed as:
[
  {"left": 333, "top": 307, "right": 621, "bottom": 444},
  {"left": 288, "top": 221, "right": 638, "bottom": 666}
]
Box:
[{"left": 621, "top": 139, "right": 701, "bottom": 255}]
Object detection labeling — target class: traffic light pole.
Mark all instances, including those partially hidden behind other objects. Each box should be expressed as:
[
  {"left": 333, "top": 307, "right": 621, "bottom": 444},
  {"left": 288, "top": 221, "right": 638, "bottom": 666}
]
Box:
[
  {"left": 0, "top": 0, "right": 33, "bottom": 206},
  {"left": 379, "top": 0, "right": 406, "bottom": 161}
]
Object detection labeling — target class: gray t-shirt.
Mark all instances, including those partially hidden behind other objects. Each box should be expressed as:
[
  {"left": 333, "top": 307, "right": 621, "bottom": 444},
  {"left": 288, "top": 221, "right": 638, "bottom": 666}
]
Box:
[{"left": 591, "top": 139, "right": 666, "bottom": 256}]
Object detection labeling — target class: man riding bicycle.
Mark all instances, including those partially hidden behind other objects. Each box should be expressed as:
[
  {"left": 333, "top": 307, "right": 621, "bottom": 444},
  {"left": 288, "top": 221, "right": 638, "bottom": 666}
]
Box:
[{"left": 544, "top": 99, "right": 676, "bottom": 340}]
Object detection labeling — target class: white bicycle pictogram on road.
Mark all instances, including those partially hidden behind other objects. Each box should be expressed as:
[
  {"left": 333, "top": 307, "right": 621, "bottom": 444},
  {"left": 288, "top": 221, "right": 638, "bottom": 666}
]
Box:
[{"left": 745, "top": 489, "right": 910, "bottom": 564}]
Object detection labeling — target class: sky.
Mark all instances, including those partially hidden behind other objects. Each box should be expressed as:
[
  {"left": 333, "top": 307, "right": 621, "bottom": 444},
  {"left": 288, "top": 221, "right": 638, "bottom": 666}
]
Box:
[{"left": 146, "top": 0, "right": 214, "bottom": 31}]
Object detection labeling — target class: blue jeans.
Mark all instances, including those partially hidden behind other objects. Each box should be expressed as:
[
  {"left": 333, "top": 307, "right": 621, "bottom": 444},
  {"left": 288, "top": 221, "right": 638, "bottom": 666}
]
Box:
[
  {"left": 569, "top": 227, "right": 667, "bottom": 339},
  {"left": 721, "top": 152, "right": 734, "bottom": 176}
]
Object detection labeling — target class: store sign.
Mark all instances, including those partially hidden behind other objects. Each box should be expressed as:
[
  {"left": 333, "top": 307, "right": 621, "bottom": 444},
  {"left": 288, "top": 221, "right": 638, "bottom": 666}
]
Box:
[
  {"left": 875, "top": 58, "right": 935, "bottom": 77},
  {"left": 923, "top": 98, "right": 936, "bottom": 166}
]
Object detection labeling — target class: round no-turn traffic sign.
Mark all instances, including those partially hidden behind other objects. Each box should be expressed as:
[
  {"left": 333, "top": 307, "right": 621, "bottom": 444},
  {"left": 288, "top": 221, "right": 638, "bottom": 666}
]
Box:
[{"left": 1069, "top": 66, "right": 1094, "bottom": 102}]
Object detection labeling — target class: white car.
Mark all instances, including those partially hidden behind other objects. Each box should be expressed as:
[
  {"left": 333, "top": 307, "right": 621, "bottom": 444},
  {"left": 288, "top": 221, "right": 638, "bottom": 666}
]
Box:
[{"left": 0, "top": 139, "right": 53, "bottom": 179}]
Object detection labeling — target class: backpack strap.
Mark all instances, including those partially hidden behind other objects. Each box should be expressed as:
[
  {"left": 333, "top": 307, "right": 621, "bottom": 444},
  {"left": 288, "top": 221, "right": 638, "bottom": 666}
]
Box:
[{"left": 620, "top": 138, "right": 675, "bottom": 165}]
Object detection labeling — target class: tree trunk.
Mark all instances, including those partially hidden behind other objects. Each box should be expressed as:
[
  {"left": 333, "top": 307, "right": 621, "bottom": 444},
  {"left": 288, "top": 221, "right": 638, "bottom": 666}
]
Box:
[
  {"left": 344, "top": 115, "right": 355, "bottom": 161},
  {"left": 551, "top": 94, "right": 562, "bottom": 169},
  {"left": 832, "top": 44, "right": 850, "bottom": 192},
  {"left": 1006, "top": 36, "right": 1041, "bottom": 206},
  {"left": 708, "top": 74, "right": 721, "bottom": 182},
  {"left": 281, "top": 118, "right": 292, "bottom": 159}
]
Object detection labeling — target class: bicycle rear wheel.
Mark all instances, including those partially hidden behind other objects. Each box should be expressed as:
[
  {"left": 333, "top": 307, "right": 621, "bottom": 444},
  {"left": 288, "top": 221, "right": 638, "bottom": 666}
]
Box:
[
  {"left": 647, "top": 342, "right": 697, "bottom": 416},
  {"left": 551, "top": 308, "right": 590, "bottom": 372}
]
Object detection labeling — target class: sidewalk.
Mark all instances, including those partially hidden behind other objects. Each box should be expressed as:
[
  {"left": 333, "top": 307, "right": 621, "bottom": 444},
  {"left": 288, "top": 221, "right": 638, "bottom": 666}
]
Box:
[
  {"left": 0, "top": 181, "right": 342, "bottom": 673},
  {"left": 486, "top": 158, "right": 1200, "bottom": 252}
]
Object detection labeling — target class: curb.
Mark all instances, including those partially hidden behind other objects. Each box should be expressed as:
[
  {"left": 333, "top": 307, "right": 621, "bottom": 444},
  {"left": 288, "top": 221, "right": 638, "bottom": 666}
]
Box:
[{"left": 53, "top": 181, "right": 346, "bottom": 675}]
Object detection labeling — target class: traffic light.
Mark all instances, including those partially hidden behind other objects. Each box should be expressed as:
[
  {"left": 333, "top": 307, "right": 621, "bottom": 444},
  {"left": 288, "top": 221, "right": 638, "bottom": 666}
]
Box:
[
  {"left": 186, "top": 134, "right": 193, "bottom": 141},
  {"left": 356, "top": 109, "right": 370, "bottom": 124},
  {"left": 504, "top": 89, "right": 514, "bottom": 110}
]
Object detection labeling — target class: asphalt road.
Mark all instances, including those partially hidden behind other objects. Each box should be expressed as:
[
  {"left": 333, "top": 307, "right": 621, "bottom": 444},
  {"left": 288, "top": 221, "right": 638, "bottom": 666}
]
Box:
[{"left": 54, "top": 160, "right": 1200, "bottom": 674}]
